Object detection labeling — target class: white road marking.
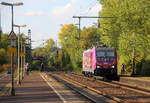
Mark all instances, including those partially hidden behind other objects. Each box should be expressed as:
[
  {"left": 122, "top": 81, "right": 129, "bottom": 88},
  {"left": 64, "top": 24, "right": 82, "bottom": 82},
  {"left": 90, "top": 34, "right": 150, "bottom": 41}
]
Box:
[{"left": 40, "top": 74, "right": 67, "bottom": 103}]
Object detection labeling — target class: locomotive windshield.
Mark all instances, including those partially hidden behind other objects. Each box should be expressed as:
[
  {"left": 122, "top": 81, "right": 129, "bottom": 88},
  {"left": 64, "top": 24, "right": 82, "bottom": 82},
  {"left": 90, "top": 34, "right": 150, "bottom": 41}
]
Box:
[
  {"left": 106, "top": 51, "right": 115, "bottom": 56},
  {"left": 96, "top": 50, "right": 115, "bottom": 57}
]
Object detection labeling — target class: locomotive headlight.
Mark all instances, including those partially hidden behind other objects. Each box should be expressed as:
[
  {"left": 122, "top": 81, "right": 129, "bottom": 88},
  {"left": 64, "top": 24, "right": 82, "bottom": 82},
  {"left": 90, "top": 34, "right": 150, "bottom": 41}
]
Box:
[
  {"left": 97, "top": 66, "right": 101, "bottom": 68},
  {"left": 111, "top": 66, "right": 115, "bottom": 68}
]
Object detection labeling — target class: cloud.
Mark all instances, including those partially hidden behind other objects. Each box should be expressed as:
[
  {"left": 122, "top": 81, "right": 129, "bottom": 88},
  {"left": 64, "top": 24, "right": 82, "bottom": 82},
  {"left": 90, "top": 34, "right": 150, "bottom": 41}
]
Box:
[
  {"left": 50, "top": 0, "right": 78, "bottom": 19},
  {"left": 89, "top": 3, "right": 102, "bottom": 15},
  {"left": 50, "top": 0, "right": 102, "bottom": 21},
  {"left": 25, "top": 0, "right": 59, "bottom": 4},
  {"left": 84, "top": 3, "right": 102, "bottom": 16},
  {"left": 48, "top": 0, "right": 58, "bottom": 2},
  {"left": 25, "top": 10, "right": 46, "bottom": 16}
]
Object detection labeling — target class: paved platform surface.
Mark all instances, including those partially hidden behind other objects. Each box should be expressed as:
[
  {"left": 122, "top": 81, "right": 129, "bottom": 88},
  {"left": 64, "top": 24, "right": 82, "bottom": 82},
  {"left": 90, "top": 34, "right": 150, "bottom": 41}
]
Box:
[{"left": 0, "top": 73, "right": 62, "bottom": 103}]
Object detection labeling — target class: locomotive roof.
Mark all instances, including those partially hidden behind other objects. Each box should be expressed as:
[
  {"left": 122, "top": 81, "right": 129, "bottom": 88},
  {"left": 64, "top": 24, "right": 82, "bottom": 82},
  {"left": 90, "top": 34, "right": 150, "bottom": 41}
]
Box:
[
  {"left": 83, "top": 49, "right": 92, "bottom": 53},
  {"left": 96, "top": 47, "right": 115, "bottom": 51},
  {"left": 83, "top": 47, "right": 115, "bottom": 53}
]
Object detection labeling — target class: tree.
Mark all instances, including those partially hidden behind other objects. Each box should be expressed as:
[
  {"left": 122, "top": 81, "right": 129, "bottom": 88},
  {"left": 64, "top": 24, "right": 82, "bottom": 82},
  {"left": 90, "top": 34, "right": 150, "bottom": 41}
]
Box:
[
  {"left": 80, "top": 26, "right": 100, "bottom": 49},
  {"left": 0, "top": 34, "right": 10, "bottom": 65},
  {"left": 58, "top": 24, "right": 81, "bottom": 71},
  {"left": 99, "top": 0, "right": 150, "bottom": 75}
]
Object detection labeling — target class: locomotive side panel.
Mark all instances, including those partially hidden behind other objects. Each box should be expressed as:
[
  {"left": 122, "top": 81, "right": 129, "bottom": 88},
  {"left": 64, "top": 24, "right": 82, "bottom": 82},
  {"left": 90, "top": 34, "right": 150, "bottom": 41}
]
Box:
[
  {"left": 82, "top": 50, "right": 93, "bottom": 73},
  {"left": 92, "top": 48, "right": 96, "bottom": 70}
]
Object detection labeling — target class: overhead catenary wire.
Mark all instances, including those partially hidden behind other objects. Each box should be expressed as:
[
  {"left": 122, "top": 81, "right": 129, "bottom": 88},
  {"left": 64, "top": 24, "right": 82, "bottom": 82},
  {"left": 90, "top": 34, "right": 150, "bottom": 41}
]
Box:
[
  {"left": 73, "top": 0, "right": 100, "bottom": 28},
  {"left": 80, "top": 0, "right": 98, "bottom": 16},
  {"left": 74, "top": 0, "right": 97, "bottom": 16},
  {"left": 59, "top": 0, "right": 100, "bottom": 28},
  {"left": 71, "top": 0, "right": 99, "bottom": 25}
]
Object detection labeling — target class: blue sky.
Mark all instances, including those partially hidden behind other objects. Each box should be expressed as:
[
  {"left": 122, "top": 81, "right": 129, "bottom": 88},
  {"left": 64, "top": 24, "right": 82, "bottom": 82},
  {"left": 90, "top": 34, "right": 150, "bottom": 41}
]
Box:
[{"left": 1, "top": 0, "right": 102, "bottom": 48}]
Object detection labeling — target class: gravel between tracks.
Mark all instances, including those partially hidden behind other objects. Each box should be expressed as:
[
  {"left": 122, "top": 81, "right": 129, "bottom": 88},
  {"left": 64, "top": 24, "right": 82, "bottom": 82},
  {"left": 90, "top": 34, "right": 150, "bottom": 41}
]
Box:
[
  {"left": 120, "top": 77, "right": 150, "bottom": 90},
  {"left": 54, "top": 73, "right": 150, "bottom": 103}
]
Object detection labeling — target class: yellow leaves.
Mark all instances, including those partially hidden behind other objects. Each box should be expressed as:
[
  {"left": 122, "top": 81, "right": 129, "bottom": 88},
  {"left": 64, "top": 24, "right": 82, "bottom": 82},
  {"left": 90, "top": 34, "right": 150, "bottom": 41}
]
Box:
[
  {"left": 44, "top": 38, "right": 55, "bottom": 54},
  {"left": 101, "top": 36, "right": 111, "bottom": 46},
  {"left": 45, "top": 38, "right": 55, "bottom": 48},
  {"left": 58, "top": 24, "right": 77, "bottom": 42}
]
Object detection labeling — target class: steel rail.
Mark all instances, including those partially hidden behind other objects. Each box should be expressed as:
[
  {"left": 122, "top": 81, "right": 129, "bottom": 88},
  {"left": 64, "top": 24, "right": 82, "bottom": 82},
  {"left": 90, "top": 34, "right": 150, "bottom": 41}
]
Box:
[
  {"left": 44, "top": 73, "right": 98, "bottom": 103},
  {"left": 47, "top": 73, "right": 124, "bottom": 103},
  {"left": 71, "top": 73, "right": 150, "bottom": 95}
]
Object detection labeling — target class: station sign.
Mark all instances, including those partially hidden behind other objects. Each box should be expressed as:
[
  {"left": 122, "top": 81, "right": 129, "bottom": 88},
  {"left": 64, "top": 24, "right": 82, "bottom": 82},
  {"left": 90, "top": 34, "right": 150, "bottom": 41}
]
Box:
[
  {"left": 20, "top": 52, "right": 25, "bottom": 56},
  {"left": 8, "top": 47, "right": 17, "bottom": 54}
]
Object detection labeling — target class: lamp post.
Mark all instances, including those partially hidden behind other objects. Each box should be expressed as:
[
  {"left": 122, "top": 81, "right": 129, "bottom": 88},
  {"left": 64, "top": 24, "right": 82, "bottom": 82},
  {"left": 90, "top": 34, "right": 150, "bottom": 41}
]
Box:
[
  {"left": 13, "top": 24, "right": 26, "bottom": 84},
  {"left": 1, "top": 2, "right": 23, "bottom": 96},
  {"left": 1, "top": 2, "right": 23, "bottom": 32},
  {"left": 22, "top": 37, "right": 27, "bottom": 79},
  {"left": 28, "top": 29, "right": 32, "bottom": 64},
  {"left": 23, "top": 42, "right": 27, "bottom": 76}
]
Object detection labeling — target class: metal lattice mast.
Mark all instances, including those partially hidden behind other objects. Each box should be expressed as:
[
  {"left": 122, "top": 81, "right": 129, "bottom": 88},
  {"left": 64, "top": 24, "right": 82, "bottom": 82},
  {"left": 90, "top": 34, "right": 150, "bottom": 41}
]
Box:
[{"left": 28, "top": 29, "right": 32, "bottom": 64}]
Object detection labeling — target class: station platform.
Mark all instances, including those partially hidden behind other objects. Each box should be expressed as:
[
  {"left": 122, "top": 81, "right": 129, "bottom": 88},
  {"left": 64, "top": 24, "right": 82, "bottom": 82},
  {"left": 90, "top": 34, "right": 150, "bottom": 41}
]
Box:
[{"left": 0, "top": 73, "right": 62, "bottom": 103}]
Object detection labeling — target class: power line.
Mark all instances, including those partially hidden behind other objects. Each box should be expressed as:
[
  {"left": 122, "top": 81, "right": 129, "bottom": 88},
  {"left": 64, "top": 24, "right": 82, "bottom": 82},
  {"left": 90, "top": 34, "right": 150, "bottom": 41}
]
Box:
[
  {"left": 72, "top": 0, "right": 98, "bottom": 25},
  {"left": 77, "top": 0, "right": 97, "bottom": 16},
  {"left": 81, "top": 0, "right": 98, "bottom": 16},
  {"left": 72, "top": 16, "right": 116, "bottom": 40}
]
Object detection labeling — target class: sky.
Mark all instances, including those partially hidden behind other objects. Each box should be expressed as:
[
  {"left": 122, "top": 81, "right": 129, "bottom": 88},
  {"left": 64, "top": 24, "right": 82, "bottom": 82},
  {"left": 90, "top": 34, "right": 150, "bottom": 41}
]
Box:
[{"left": 1, "top": 0, "right": 102, "bottom": 48}]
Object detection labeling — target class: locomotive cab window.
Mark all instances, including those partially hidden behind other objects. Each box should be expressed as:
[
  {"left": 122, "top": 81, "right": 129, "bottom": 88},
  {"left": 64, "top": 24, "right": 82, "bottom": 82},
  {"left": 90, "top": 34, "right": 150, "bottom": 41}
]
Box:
[
  {"left": 96, "top": 50, "right": 115, "bottom": 57},
  {"left": 96, "top": 51, "right": 105, "bottom": 57},
  {"left": 106, "top": 51, "right": 115, "bottom": 57}
]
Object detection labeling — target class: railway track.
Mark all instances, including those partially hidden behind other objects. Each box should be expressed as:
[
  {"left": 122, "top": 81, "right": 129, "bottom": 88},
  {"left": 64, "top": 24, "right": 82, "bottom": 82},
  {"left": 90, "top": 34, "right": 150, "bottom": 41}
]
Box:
[
  {"left": 47, "top": 73, "right": 122, "bottom": 103},
  {"left": 71, "top": 73, "right": 150, "bottom": 95},
  {"left": 50, "top": 72, "right": 150, "bottom": 103},
  {"left": 43, "top": 73, "right": 96, "bottom": 103},
  {"left": 119, "top": 77, "right": 150, "bottom": 90}
]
